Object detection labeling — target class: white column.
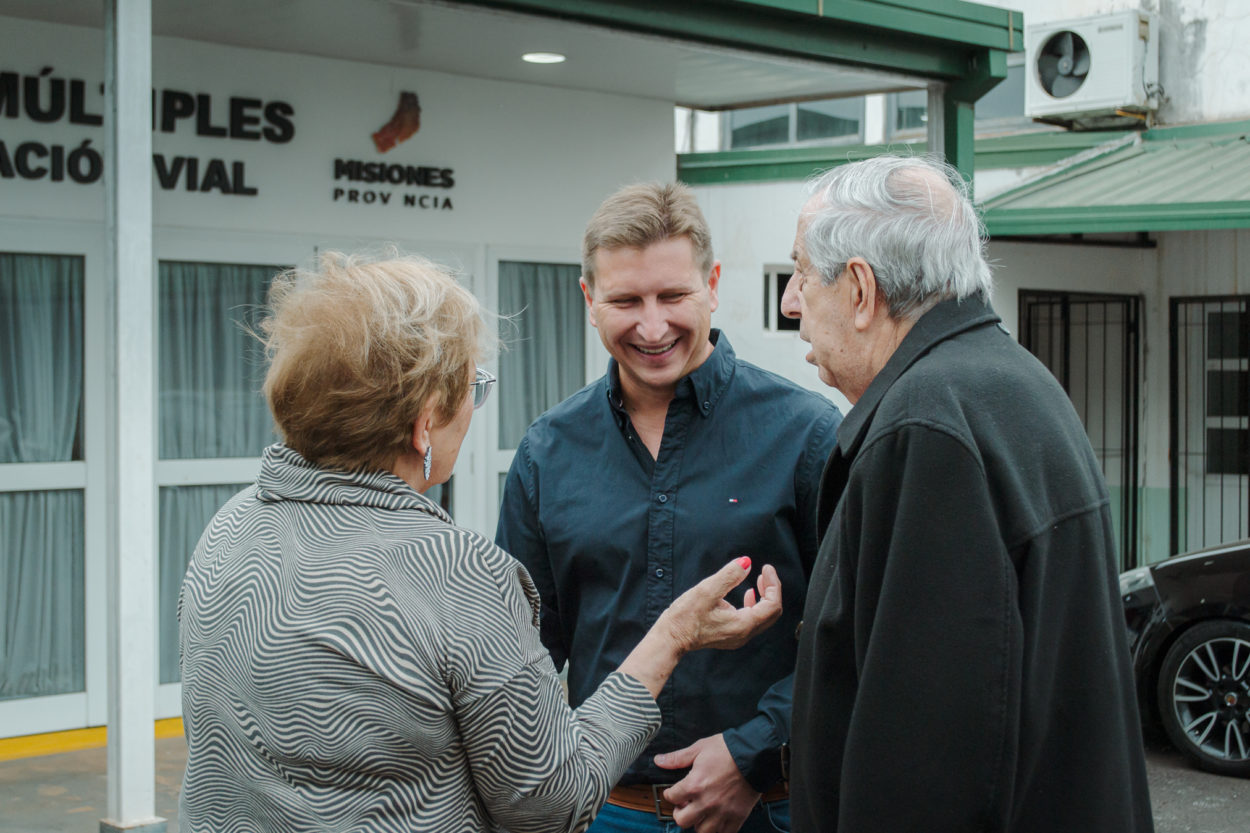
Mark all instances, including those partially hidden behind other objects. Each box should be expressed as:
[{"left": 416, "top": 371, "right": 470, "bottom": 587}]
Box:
[
  {"left": 862, "top": 94, "right": 886, "bottom": 145},
  {"left": 926, "top": 84, "right": 945, "bottom": 159},
  {"left": 102, "top": 0, "right": 163, "bottom": 830}
]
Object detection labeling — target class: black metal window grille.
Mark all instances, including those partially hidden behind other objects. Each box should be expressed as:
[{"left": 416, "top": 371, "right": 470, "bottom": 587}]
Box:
[
  {"left": 1170, "top": 296, "right": 1250, "bottom": 554},
  {"left": 1019, "top": 290, "right": 1141, "bottom": 569}
]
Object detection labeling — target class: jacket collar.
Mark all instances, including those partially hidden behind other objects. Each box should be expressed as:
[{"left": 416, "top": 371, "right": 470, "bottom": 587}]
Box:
[
  {"left": 607, "top": 328, "right": 736, "bottom": 419},
  {"left": 255, "top": 442, "right": 452, "bottom": 523},
  {"left": 835, "top": 297, "right": 1001, "bottom": 458}
]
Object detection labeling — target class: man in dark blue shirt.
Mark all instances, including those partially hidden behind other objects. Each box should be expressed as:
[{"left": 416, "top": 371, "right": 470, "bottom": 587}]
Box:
[{"left": 496, "top": 182, "right": 841, "bottom": 833}]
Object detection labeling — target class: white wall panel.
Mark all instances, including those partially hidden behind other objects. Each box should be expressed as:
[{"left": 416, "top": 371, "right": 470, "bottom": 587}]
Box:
[
  {"left": 978, "top": 0, "right": 1250, "bottom": 125},
  {"left": 0, "top": 15, "right": 675, "bottom": 246}
]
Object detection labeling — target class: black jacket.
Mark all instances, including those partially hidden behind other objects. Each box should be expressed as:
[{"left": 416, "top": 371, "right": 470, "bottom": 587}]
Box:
[{"left": 791, "top": 298, "right": 1154, "bottom": 832}]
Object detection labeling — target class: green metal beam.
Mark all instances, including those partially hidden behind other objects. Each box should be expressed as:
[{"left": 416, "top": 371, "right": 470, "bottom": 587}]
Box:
[
  {"left": 943, "top": 97, "right": 976, "bottom": 185},
  {"left": 808, "top": 0, "right": 1023, "bottom": 51},
  {"left": 1142, "top": 118, "right": 1250, "bottom": 142},
  {"left": 859, "top": 0, "right": 1020, "bottom": 28},
  {"left": 985, "top": 203, "right": 1250, "bottom": 235},
  {"left": 451, "top": 0, "right": 1016, "bottom": 80}
]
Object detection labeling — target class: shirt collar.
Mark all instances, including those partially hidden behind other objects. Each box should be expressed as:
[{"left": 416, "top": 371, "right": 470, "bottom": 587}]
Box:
[
  {"left": 255, "top": 442, "right": 453, "bottom": 523},
  {"left": 835, "top": 297, "right": 1001, "bottom": 457},
  {"left": 606, "top": 328, "right": 736, "bottom": 419}
]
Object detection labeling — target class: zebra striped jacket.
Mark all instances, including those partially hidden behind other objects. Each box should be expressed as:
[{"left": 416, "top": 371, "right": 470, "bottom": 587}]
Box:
[{"left": 179, "top": 443, "right": 660, "bottom": 832}]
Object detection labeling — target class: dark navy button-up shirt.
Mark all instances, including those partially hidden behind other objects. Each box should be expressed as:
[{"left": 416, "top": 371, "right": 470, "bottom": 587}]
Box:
[{"left": 496, "top": 331, "right": 841, "bottom": 790}]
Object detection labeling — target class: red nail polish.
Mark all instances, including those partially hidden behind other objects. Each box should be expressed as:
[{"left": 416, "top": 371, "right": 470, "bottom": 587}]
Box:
[{"left": 738, "top": 556, "right": 751, "bottom": 570}]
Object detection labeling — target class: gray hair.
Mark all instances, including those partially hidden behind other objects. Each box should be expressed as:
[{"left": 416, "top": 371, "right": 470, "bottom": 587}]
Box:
[{"left": 802, "top": 155, "right": 992, "bottom": 319}]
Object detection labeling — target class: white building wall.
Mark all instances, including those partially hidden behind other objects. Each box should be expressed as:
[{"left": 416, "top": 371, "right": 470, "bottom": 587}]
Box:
[
  {"left": 1, "top": 16, "right": 675, "bottom": 244},
  {"left": 690, "top": 1, "right": 1250, "bottom": 567},
  {"left": 0, "top": 14, "right": 676, "bottom": 738},
  {"left": 988, "top": 240, "right": 1168, "bottom": 557},
  {"left": 693, "top": 185, "right": 1248, "bottom": 565},
  {"left": 980, "top": 0, "right": 1250, "bottom": 125},
  {"left": 695, "top": 179, "right": 853, "bottom": 414}
]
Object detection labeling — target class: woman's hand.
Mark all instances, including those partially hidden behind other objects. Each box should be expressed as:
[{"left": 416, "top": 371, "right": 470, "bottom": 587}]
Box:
[
  {"left": 619, "top": 559, "right": 782, "bottom": 698},
  {"left": 659, "top": 557, "right": 783, "bottom": 654}
]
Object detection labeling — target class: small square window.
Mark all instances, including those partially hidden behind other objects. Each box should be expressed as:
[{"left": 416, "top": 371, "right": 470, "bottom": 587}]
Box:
[
  {"left": 763, "top": 266, "right": 799, "bottom": 332},
  {"left": 892, "top": 90, "right": 928, "bottom": 135}
]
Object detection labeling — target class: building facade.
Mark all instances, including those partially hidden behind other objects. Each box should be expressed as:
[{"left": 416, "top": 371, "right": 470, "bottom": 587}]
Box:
[
  {"left": 0, "top": 18, "right": 1020, "bottom": 822},
  {"left": 681, "top": 0, "right": 1250, "bottom": 571}
]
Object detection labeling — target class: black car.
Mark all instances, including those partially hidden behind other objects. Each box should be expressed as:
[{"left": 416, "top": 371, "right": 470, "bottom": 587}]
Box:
[{"left": 1120, "top": 539, "right": 1250, "bottom": 777}]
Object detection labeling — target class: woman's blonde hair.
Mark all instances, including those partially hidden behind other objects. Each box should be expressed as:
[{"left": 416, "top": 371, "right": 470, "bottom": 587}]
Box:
[{"left": 261, "top": 251, "right": 487, "bottom": 472}]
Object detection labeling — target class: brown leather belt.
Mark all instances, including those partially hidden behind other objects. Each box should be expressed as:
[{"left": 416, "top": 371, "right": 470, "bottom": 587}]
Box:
[{"left": 606, "top": 781, "right": 789, "bottom": 821}]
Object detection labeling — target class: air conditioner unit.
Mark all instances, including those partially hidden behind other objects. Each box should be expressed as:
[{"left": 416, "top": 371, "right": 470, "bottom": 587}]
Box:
[{"left": 1024, "top": 10, "right": 1160, "bottom": 130}]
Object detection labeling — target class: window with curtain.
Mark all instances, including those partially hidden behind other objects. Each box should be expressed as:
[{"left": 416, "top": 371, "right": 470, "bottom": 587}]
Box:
[
  {"left": 497, "top": 261, "right": 586, "bottom": 449},
  {"left": 159, "top": 260, "right": 283, "bottom": 459},
  {"left": 158, "top": 483, "right": 247, "bottom": 682},
  {"left": 0, "top": 252, "right": 85, "bottom": 700},
  {"left": 157, "top": 260, "right": 286, "bottom": 683}
]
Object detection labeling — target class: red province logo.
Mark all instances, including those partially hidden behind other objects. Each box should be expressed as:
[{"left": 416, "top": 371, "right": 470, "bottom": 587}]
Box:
[{"left": 372, "top": 92, "right": 421, "bottom": 153}]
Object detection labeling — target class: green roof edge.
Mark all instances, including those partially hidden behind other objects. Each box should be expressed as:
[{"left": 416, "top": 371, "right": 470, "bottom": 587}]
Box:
[{"left": 677, "top": 130, "right": 1125, "bottom": 185}]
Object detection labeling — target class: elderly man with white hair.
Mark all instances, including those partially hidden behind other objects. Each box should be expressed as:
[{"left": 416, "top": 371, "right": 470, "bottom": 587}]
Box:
[{"left": 781, "top": 155, "right": 1155, "bottom": 833}]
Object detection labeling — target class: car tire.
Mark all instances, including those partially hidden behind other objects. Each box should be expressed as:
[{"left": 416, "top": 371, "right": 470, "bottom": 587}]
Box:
[{"left": 1157, "top": 619, "right": 1250, "bottom": 777}]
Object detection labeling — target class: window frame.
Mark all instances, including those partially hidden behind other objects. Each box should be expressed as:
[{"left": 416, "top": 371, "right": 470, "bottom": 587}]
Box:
[
  {"left": 886, "top": 53, "right": 1030, "bottom": 141},
  {"left": 719, "top": 97, "right": 868, "bottom": 151},
  {"left": 762, "top": 263, "right": 800, "bottom": 335},
  {"left": 484, "top": 245, "right": 592, "bottom": 538},
  {"left": 0, "top": 220, "right": 104, "bottom": 735}
]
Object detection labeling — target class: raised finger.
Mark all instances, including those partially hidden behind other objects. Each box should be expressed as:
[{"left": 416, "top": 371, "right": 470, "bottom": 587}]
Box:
[
  {"left": 757, "top": 563, "right": 781, "bottom": 603},
  {"left": 697, "top": 556, "right": 752, "bottom": 601}
]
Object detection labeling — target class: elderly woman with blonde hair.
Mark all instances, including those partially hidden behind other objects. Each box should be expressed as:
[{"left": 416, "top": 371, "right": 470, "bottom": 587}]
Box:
[{"left": 177, "top": 252, "right": 781, "bottom": 833}]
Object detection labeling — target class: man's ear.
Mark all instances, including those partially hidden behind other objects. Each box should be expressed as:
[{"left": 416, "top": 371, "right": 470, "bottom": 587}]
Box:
[
  {"left": 580, "top": 276, "right": 598, "bottom": 329},
  {"left": 706, "top": 261, "right": 721, "bottom": 313},
  {"left": 845, "top": 257, "right": 880, "bottom": 332}
]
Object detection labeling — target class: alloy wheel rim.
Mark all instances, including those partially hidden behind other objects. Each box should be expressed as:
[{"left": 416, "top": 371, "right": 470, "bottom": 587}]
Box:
[{"left": 1172, "top": 636, "right": 1250, "bottom": 762}]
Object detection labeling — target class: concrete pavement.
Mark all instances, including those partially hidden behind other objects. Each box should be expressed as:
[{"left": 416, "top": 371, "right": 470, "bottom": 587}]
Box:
[{"left": 0, "top": 735, "right": 1245, "bottom": 832}]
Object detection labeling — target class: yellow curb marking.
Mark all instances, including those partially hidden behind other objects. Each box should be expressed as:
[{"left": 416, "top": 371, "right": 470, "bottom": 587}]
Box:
[{"left": 0, "top": 718, "right": 183, "bottom": 763}]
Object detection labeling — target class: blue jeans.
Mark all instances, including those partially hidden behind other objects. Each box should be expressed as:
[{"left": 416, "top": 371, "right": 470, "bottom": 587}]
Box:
[{"left": 589, "top": 799, "right": 790, "bottom": 833}]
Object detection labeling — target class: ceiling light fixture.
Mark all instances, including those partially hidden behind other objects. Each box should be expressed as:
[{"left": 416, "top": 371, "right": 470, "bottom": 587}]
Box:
[{"left": 522, "top": 52, "right": 566, "bottom": 64}]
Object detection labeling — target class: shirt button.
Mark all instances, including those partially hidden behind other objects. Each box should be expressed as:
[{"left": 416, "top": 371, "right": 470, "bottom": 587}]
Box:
[
  {"left": 655, "top": 568, "right": 664, "bottom": 578},
  {"left": 657, "top": 493, "right": 668, "bottom": 504}
]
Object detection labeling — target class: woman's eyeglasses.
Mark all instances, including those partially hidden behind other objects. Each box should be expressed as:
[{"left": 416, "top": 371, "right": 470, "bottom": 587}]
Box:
[{"left": 470, "top": 368, "right": 496, "bottom": 410}]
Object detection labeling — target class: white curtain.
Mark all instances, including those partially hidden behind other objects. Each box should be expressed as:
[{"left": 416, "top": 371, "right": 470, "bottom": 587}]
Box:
[
  {"left": 0, "top": 253, "right": 85, "bottom": 699},
  {"left": 498, "top": 261, "right": 585, "bottom": 449},
  {"left": 157, "top": 260, "right": 284, "bottom": 682},
  {"left": 0, "top": 253, "right": 83, "bottom": 463},
  {"left": 159, "top": 484, "right": 247, "bottom": 683},
  {"left": 158, "top": 261, "right": 280, "bottom": 459}
]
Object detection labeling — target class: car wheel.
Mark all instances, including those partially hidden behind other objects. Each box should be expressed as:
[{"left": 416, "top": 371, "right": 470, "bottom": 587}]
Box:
[{"left": 1157, "top": 619, "right": 1250, "bottom": 777}]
